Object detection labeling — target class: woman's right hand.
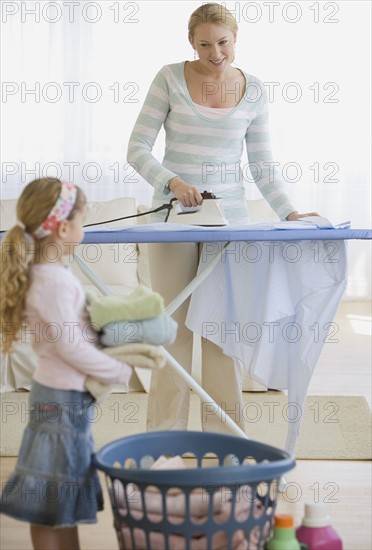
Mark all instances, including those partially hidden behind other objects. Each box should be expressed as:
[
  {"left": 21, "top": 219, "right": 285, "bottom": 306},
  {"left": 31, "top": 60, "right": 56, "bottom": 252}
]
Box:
[{"left": 168, "top": 177, "right": 203, "bottom": 207}]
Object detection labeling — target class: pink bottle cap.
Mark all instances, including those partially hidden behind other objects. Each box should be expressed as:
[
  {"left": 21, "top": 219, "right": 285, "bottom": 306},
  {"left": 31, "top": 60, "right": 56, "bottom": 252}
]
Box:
[{"left": 302, "top": 502, "right": 331, "bottom": 528}]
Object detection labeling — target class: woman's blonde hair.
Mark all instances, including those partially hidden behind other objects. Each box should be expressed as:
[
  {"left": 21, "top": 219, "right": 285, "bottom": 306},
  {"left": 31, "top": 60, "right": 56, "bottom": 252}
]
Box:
[
  {"left": 0, "top": 177, "right": 86, "bottom": 353},
  {"left": 188, "top": 3, "right": 238, "bottom": 40}
]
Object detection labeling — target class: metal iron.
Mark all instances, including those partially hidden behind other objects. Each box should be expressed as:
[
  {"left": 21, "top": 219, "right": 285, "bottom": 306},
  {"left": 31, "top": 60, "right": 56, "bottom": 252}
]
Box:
[{"left": 167, "top": 191, "right": 228, "bottom": 226}]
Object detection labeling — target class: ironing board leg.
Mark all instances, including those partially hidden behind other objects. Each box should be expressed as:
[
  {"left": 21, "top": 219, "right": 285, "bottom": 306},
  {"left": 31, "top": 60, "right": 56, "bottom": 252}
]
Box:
[
  {"left": 159, "top": 347, "right": 248, "bottom": 439},
  {"left": 165, "top": 243, "right": 229, "bottom": 316},
  {"left": 73, "top": 253, "right": 115, "bottom": 296},
  {"left": 73, "top": 252, "right": 288, "bottom": 490},
  {"left": 74, "top": 250, "right": 247, "bottom": 437},
  {"left": 278, "top": 475, "right": 288, "bottom": 492}
]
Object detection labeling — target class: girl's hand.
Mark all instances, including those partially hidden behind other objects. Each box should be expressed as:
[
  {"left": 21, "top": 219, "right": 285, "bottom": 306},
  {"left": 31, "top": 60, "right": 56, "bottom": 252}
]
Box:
[
  {"left": 286, "top": 211, "right": 320, "bottom": 221},
  {"left": 169, "top": 177, "right": 203, "bottom": 207}
]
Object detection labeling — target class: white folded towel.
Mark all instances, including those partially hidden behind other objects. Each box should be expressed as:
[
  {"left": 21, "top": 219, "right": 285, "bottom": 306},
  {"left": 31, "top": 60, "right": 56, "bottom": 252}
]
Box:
[{"left": 85, "top": 343, "right": 165, "bottom": 402}]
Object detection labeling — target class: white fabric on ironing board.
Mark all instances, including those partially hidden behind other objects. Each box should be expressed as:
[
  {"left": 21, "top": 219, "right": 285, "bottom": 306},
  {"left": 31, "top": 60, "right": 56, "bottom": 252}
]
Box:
[{"left": 186, "top": 239, "right": 348, "bottom": 456}]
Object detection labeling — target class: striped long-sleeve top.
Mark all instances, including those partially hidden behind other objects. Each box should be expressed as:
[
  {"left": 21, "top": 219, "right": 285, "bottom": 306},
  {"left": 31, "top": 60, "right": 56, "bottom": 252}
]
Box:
[{"left": 127, "top": 61, "right": 296, "bottom": 222}]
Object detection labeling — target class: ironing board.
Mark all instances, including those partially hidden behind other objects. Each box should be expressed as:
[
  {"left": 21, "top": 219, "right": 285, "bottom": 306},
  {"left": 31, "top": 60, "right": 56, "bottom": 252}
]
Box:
[
  {"left": 78, "top": 222, "right": 371, "bottom": 488},
  {"left": 82, "top": 223, "right": 370, "bottom": 321},
  {"left": 83, "top": 223, "right": 371, "bottom": 244}
]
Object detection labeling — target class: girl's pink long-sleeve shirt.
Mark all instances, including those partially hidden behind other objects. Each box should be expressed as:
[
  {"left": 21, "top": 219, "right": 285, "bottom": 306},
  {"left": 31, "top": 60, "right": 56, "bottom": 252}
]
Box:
[{"left": 24, "top": 263, "right": 132, "bottom": 391}]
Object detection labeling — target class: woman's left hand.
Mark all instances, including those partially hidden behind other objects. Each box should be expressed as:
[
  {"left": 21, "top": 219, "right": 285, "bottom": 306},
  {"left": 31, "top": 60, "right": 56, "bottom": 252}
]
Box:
[{"left": 286, "top": 211, "right": 320, "bottom": 221}]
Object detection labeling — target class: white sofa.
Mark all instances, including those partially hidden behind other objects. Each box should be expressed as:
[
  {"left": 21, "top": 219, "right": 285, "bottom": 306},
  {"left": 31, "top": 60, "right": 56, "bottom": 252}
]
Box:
[{"left": 0, "top": 197, "right": 152, "bottom": 393}]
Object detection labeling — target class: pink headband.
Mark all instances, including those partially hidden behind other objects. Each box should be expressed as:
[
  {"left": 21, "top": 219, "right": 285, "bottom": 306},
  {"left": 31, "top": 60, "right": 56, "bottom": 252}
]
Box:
[{"left": 32, "top": 181, "right": 78, "bottom": 239}]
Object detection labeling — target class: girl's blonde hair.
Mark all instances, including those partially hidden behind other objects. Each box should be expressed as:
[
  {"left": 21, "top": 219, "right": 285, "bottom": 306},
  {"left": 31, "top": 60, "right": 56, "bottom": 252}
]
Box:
[
  {"left": 0, "top": 177, "right": 86, "bottom": 353},
  {"left": 188, "top": 3, "right": 238, "bottom": 40}
]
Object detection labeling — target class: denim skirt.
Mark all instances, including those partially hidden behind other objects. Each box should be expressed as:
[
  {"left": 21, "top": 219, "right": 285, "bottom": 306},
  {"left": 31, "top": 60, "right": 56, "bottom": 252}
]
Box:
[{"left": 0, "top": 380, "right": 104, "bottom": 527}]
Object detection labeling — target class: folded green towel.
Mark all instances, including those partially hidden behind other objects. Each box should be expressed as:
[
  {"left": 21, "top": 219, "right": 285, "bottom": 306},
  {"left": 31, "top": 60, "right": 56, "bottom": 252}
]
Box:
[{"left": 86, "top": 285, "right": 165, "bottom": 327}]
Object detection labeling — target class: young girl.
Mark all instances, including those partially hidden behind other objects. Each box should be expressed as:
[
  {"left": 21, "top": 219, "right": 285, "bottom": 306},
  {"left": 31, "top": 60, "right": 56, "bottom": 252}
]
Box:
[{"left": 0, "top": 177, "right": 134, "bottom": 550}]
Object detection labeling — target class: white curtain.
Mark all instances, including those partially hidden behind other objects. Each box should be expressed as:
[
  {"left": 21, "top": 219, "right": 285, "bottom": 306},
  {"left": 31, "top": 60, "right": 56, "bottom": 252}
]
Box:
[{"left": 1, "top": 1, "right": 370, "bottom": 298}]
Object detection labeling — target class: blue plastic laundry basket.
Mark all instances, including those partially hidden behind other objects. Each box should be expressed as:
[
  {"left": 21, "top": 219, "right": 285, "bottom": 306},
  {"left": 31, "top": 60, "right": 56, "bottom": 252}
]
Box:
[{"left": 93, "top": 430, "right": 295, "bottom": 550}]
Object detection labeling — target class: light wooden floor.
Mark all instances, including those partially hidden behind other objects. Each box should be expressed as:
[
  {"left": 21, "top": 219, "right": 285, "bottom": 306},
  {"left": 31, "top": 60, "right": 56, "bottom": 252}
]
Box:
[{"left": 1, "top": 300, "right": 371, "bottom": 549}]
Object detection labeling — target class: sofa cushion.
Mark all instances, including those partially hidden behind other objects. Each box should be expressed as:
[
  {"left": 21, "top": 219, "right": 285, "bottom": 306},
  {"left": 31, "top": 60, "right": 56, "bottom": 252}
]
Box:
[
  {"left": 0, "top": 199, "right": 18, "bottom": 231},
  {"left": 70, "top": 197, "right": 145, "bottom": 295}
]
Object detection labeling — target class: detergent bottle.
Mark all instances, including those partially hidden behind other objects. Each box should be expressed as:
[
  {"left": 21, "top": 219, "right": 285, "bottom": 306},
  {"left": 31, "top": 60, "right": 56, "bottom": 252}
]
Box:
[
  {"left": 266, "top": 514, "right": 301, "bottom": 549},
  {"left": 296, "top": 502, "right": 343, "bottom": 549}
]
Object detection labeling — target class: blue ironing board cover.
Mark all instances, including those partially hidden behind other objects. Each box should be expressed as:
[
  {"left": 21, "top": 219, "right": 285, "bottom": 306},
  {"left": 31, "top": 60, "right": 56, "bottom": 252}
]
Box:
[{"left": 83, "top": 222, "right": 372, "bottom": 243}]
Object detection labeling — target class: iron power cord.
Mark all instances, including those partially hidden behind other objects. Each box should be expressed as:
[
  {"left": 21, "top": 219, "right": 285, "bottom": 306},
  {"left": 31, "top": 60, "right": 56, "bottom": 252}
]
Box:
[
  {"left": 83, "top": 202, "right": 174, "bottom": 228},
  {"left": 83, "top": 190, "right": 215, "bottom": 228}
]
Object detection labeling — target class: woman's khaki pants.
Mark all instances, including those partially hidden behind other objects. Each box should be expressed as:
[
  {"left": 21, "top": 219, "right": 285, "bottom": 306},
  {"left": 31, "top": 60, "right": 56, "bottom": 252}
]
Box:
[{"left": 146, "top": 242, "right": 246, "bottom": 433}]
